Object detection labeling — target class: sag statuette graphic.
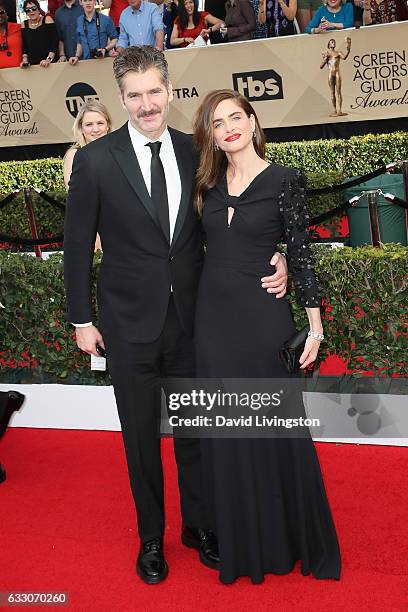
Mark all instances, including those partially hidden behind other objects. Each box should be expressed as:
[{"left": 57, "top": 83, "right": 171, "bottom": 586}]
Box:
[{"left": 320, "top": 37, "right": 352, "bottom": 118}]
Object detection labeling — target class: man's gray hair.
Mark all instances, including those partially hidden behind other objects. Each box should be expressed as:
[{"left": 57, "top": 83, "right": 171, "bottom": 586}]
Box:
[{"left": 113, "top": 46, "right": 170, "bottom": 91}]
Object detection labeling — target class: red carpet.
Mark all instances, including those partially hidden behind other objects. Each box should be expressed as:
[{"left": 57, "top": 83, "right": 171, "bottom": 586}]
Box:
[{"left": 1, "top": 430, "right": 407, "bottom": 611}]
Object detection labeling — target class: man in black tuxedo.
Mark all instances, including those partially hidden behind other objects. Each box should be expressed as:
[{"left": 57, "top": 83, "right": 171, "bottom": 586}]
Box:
[{"left": 64, "top": 46, "right": 288, "bottom": 584}]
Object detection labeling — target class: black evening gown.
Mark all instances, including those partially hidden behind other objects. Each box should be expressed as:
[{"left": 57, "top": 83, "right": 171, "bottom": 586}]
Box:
[{"left": 194, "top": 165, "right": 341, "bottom": 584}]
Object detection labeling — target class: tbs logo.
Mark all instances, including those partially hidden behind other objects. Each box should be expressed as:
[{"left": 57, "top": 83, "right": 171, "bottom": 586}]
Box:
[{"left": 232, "top": 70, "right": 283, "bottom": 101}]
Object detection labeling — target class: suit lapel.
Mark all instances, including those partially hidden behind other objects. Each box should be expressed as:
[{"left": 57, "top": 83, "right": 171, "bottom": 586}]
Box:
[
  {"left": 170, "top": 128, "right": 195, "bottom": 251},
  {"left": 110, "top": 124, "right": 161, "bottom": 232}
]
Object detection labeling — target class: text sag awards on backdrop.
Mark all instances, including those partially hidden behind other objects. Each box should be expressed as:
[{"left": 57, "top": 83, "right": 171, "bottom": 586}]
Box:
[{"left": 0, "top": 22, "right": 408, "bottom": 147}]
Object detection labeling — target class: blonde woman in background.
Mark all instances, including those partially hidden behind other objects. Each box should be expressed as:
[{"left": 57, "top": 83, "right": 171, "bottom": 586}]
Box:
[{"left": 64, "top": 100, "right": 112, "bottom": 250}]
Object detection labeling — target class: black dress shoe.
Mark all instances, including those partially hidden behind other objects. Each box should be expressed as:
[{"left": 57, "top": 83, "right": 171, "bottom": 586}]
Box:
[
  {"left": 181, "top": 525, "right": 220, "bottom": 570},
  {"left": 136, "top": 538, "right": 168, "bottom": 585}
]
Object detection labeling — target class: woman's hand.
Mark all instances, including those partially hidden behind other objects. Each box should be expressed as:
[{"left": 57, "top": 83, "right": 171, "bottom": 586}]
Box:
[
  {"left": 299, "top": 336, "right": 321, "bottom": 369},
  {"left": 184, "top": 37, "right": 195, "bottom": 44},
  {"left": 40, "top": 58, "right": 51, "bottom": 68}
]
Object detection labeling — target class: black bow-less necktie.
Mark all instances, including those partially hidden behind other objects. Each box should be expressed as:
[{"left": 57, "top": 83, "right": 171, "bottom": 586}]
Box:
[{"left": 146, "top": 141, "right": 170, "bottom": 243}]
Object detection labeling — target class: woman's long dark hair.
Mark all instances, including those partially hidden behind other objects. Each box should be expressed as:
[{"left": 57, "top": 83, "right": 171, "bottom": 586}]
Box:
[
  {"left": 178, "top": 0, "right": 200, "bottom": 30},
  {"left": 193, "top": 89, "right": 266, "bottom": 216}
]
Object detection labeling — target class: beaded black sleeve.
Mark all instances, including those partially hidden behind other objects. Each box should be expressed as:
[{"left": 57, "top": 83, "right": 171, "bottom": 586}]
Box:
[{"left": 278, "top": 169, "right": 321, "bottom": 308}]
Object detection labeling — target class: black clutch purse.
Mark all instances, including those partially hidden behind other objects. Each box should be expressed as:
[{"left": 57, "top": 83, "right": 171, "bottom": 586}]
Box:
[{"left": 279, "top": 325, "right": 309, "bottom": 374}]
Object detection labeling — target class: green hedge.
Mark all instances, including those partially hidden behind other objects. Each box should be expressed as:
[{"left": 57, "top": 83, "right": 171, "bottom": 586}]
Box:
[
  {"left": 0, "top": 244, "right": 406, "bottom": 384},
  {"left": 0, "top": 251, "right": 105, "bottom": 385},
  {"left": 0, "top": 192, "right": 66, "bottom": 248},
  {"left": 0, "top": 157, "right": 66, "bottom": 194},
  {"left": 1, "top": 133, "right": 407, "bottom": 242},
  {"left": 265, "top": 132, "right": 408, "bottom": 175}
]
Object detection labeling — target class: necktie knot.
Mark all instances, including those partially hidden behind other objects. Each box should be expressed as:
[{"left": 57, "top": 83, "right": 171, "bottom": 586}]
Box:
[{"left": 146, "top": 141, "right": 162, "bottom": 156}]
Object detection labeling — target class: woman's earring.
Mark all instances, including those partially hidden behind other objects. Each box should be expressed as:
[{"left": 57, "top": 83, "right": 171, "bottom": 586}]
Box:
[
  {"left": 253, "top": 130, "right": 256, "bottom": 140},
  {"left": 214, "top": 143, "right": 219, "bottom": 151}
]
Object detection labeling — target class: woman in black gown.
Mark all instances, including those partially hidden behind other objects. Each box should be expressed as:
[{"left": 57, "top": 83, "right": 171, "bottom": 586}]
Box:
[{"left": 193, "top": 89, "right": 341, "bottom": 584}]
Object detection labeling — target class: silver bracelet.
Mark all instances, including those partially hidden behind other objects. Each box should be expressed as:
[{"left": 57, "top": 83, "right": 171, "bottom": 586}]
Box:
[{"left": 308, "top": 330, "right": 324, "bottom": 341}]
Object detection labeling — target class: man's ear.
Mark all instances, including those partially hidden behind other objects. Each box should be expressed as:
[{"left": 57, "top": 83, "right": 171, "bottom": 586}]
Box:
[
  {"left": 168, "top": 81, "right": 174, "bottom": 104},
  {"left": 118, "top": 88, "right": 126, "bottom": 111}
]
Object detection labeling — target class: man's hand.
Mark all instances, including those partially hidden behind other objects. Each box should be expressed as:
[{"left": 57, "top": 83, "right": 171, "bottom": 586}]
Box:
[
  {"left": 75, "top": 325, "right": 105, "bottom": 357},
  {"left": 261, "top": 252, "right": 288, "bottom": 298}
]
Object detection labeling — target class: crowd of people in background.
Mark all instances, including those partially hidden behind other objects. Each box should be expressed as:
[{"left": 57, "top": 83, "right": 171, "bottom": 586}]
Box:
[{"left": 1, "top": 0, "right": 408, "bottom": 68}]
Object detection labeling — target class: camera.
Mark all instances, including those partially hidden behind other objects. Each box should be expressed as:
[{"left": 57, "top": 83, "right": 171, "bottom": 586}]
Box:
[{"left": 90, "top": 48, "right": 104, "bottom": 59}]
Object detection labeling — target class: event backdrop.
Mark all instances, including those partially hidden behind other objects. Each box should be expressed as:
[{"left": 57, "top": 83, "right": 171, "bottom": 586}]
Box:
[{"left": 0, "top": 22, "right": 407, "bottom": 147}]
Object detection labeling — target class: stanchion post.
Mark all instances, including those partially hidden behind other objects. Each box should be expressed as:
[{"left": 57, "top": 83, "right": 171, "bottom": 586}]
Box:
[
  {"left": 24, "top": 188, "right": 42, "bottom": 258},
  {"left": 366, "top": 190, "right": 380, "bottom": 248},
  {"left": 402, "top": 161, "right": 408, "bottom": 201},
  {"left": 402, "top": 161, "right": 408, "bottom": 242}
]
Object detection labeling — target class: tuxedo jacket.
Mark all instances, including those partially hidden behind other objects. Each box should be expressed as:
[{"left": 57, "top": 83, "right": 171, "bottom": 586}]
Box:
[{"left": 64, "top": 124, "right": 204, "bottom": 343}]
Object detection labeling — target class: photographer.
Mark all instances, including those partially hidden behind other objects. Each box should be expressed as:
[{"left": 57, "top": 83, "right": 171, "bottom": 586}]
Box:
[{"left": 70, "top": 0, "right": 117, "bottom": 64}]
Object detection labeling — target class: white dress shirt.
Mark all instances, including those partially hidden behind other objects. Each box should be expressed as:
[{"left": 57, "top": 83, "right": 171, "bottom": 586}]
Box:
[
  {"left": 74, "top": 121, "right": 182, "bottom": 327},
  {"left": 127, "top": 120, "right": 182, "bottom": 243}
]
